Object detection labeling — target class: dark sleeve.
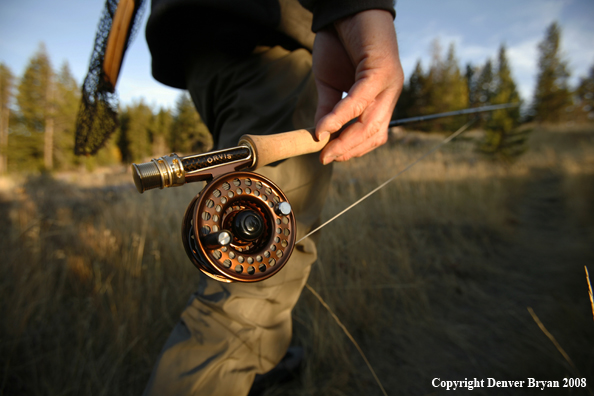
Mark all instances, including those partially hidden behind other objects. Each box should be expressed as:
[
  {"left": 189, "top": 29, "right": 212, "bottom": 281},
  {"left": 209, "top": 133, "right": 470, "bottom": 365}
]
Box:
[
  {"left": 298, "top": 0, "right": 396, "bottom": 32},
  {"left": 145, "top": 0, "right": 282, "bottom": 88}
]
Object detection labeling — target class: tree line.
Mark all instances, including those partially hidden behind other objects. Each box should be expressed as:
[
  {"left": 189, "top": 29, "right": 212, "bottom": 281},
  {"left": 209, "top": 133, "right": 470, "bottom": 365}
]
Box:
[
  {"left": 396, "top": 22, "right": 593, "bottom": 131},
  {"left": 0, "top": 44, "right": 212, "bottom": 173},
  {"left": 0, "top": 22, "right": 593, "bottom": 173}
]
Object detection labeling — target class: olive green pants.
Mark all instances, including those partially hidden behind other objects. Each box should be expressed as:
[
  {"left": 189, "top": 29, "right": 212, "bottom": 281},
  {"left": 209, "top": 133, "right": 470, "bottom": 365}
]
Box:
[{"left": 143, "top": 45, "right": 332, "bottom": 396}]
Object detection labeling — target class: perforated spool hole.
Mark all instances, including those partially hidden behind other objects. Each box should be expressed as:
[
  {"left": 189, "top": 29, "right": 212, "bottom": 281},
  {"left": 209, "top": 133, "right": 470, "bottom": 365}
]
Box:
[
  {"left": 202, "top": 212, "right": 211, "bottom": 221},
  {"left": 206, "top": 199, "right": 214, "bottom": 208},
  {"left": 245, "top": 188, "right": 251, "bottom": 194},
  {"left": 254, "top": 190, "right": 260, "bottom": 197},
  {"left": 274, "top": 236, "right": 280, "bottom": 243},
  {"left": 259, "top": 263, "right": 266, "bottom": 272},
  {"left": 256, "top": 255, "right": 262, "bottom": 262},
  {"left": 283, "top": 217, "right": 289, "bottom": 225},
  {"left": 235, "top": 265, "right": 243, "bottom": 273},
  {"left": 201, "top": 225, "right": 210, "bottom": 235},
  {"left": 265, "top": 187, "right": 272, "bottom": 195},
  {"left": 228, "top": 191, "right": 234, "bottom": 198},
  {"left": 229, "top": 251, "right": 236, "bottom": 259},
  {"left": 281, "top": 240, "right": 288, "bottom": 248},
  {"left": 256, "top": 181, "right": 263, "bottom": 189},
  {"left": 236, "top": 188, "right": 242, "bottom": 195},
  {"left": 238, "top": 256, "right": 244, "bottom": 264},
  {"left": 244, "top": 178, "right": 252, "bottom": 186},
  {"left": 262, "top": 195, "right": 267, "bottom": 201},
  {"left": 221, "top": 197, "right": 227, "bottom": 204},
  {"left": 223, "top": 259, "right": 232, "bottom": 268},
  {"left": 216, "top": 205, "right": 222, "bottom": 213},
  {"left": 264, "top": 251, "right": 270, "bottom": 258},
  {"left": 276, "top": 250, "right": 283, "bottom": 258},
  {"left": 269, "top": 258, "right": 276, "bottom": 266},
  {"left": 213, "top": 250, "right": 222, "bottom": 259},
  {"left": 247, "top": 257, "right": 254, "bottom": 264},
  {"left": 213, "top": 189, "right": 221, "bottom": 198},
  {"left": 233, "top": 178, "right": 241, "bottom": 187},
  {"left": 222, "top": 182, "right": 230, "bottom": 190},
  {"left": 248, "top": 266, "right": 255, "bottom": 275},
  {"left": 270, "top": 245, "right": 276, "bottom": 251}
]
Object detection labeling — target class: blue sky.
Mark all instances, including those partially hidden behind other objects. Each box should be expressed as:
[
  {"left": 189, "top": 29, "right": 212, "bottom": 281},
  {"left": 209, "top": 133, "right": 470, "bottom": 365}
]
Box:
[{"left": 1, "top": 0, "right": 593, "bottom": 111}]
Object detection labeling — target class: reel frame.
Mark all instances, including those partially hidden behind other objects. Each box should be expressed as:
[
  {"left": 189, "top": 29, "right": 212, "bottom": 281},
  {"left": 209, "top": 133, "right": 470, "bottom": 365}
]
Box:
[{"left": 181, "top": 171, "right": 296, "bottom": 283}]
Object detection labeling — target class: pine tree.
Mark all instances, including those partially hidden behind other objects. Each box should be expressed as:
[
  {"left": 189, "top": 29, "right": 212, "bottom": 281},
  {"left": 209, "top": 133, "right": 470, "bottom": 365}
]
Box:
[
  {"left": 118, "top": 101, "right": 154, "bottom": 163},
  {"left": 482, "top": 45, "right": 524, "bottom": 157},
  {"left": 53, "top": 62, "right": 81, "bottom": 169},
  {"left": 15, "top": 44, "right": 54, "bottom": 171},
  {"left": 465, "top": 62, "right": 479, "bottom": 107},
  {"left": 533, "top": 22, "right": 571, "bottom": 123},
  {"left": 150, "top": 108, "right": 173, "bottom": 156},
  {"left": 0, "top": 63, "right": 14, "bottom": 174},
  {"left": 489, "top": 45, "right": 521, "bottom": 132},
  {"left": 425, "top": 38, "right": 443, "bottom": 120},
  {"left": 474, "top": 59, "right": 495, "bottom": 128},
  {"left": 441, "top": 43, "right": 469, "bottom": 130},
  {"left": 170, "top": 93, "right": 212, "bottom": 154},
  {"left": 396, "top": 60, "right": 427, "bottom": 119},
  {"left": 575, "top": 65, "right": 594, "bottom": 122},
  {"left": 426, "top": 42, "right": 468, "bottom": 131},
  {"left": 476, "top": 59, "right": 495, "bottom": 105}
]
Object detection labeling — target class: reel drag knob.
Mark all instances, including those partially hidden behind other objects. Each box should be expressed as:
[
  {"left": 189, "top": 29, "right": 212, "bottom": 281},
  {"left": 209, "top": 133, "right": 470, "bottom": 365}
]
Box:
[{"left": 181, "top": 171, "right": 296, "bottom": 283}]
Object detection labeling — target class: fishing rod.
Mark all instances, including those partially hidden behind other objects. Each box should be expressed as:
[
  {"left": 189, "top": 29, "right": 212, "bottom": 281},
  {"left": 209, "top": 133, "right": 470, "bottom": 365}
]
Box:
[{"left": 131, "top": 102, "right": 519, "bottom": 283}]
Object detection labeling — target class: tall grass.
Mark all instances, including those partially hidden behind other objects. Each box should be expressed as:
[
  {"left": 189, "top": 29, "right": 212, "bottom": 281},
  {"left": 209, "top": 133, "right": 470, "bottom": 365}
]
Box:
[{"left": 1, "top": 125, "right": 593, "bottom": 395}]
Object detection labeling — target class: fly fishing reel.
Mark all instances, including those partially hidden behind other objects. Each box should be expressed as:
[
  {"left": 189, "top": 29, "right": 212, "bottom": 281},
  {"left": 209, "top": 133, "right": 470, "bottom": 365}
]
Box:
[
  {"left": 181, "top": 172, "right": 295, "bottom": 282},
  {"left": 132, "top": 145, "right": 296, "bottom": 283}
]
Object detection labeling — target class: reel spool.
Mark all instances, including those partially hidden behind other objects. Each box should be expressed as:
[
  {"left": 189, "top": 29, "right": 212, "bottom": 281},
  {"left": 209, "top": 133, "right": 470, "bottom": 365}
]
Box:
[{"left": 181, "top": 171, "right": 296, "bottom": 283}]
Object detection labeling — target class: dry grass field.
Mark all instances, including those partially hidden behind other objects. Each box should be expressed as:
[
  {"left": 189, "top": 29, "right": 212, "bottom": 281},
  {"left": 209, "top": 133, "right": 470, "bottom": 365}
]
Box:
[{"left": 1, "top": 124, "right": 593, "bottom": 395}]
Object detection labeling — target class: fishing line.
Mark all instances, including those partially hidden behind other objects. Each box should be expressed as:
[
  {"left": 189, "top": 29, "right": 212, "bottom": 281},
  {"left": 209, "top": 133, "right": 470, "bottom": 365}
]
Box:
[{"left": 297, "top": 119, "right": 476, "bottom": 244}]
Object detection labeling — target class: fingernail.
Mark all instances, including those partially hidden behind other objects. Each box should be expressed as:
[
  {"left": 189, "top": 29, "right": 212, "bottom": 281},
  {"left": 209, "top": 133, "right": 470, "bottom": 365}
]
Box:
[
  {"left": 318, "top": 132, "right": 330, "bottom": 142},
  {"left": 322, "top": 155, "right": 335, "bottom": 165}
]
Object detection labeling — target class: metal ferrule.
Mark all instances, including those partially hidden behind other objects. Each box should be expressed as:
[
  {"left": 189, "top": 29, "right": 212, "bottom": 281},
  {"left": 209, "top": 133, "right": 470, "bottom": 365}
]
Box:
[{"left": 132, "top": 153, "right": 186, "bottom": 193}]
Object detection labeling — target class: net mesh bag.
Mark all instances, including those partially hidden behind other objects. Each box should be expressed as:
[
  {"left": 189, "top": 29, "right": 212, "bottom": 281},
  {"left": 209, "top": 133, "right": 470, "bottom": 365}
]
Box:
[{"left": 74, "top": 0, "right": 146, "bottom": 155}]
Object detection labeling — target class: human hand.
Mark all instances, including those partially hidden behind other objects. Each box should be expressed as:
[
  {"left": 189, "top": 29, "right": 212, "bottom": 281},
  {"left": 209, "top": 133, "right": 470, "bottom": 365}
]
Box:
[{"left": 312, "top": 9, "right": 404, "bottom": 165}]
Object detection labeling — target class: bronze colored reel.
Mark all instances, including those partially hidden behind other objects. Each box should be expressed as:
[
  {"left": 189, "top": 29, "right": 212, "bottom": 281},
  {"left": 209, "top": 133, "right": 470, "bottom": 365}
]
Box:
[
  {"left": 181, "top": 171, "right": 295, "bottom": 283},
  {"left": 132, "top": 142, "right": 298, "bottom": 283}
]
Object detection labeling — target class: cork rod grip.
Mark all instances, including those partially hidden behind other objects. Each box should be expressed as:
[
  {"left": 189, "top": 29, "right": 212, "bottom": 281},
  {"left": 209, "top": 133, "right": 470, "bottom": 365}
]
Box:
[{"left": 239, "top": 127, "right": 330, "bottom": 170}]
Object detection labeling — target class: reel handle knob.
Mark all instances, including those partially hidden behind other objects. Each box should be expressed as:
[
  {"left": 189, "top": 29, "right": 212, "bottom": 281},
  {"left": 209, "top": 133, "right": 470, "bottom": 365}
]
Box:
[{"left": 201, "top": 230, "right": 232, "bottom": 249}]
